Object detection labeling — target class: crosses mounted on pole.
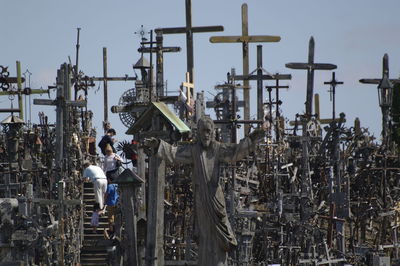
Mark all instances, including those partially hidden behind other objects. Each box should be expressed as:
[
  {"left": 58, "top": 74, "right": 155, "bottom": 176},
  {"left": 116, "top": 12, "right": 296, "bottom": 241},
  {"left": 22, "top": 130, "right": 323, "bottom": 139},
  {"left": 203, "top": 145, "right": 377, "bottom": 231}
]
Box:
[{"left": 210, "top": 3, "right": 281, "bottom": 135}]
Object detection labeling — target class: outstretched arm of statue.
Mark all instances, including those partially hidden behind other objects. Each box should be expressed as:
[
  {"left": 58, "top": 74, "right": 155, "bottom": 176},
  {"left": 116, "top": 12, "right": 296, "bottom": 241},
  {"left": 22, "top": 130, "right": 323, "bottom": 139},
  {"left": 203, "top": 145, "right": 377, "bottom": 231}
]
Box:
[
  {"left": 219, "top": 122, "right": 267, "bottom": 163},
  {"left": 143, "top": 138, "right": 193, "bottom": 165}
]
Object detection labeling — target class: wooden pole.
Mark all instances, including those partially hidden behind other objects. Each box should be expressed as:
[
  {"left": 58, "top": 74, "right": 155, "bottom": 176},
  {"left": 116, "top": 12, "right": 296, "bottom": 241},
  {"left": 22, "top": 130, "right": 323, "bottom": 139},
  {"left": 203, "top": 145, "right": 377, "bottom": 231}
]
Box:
[{"left": 103, "top": 47, "right": 108, "bottom": 124}]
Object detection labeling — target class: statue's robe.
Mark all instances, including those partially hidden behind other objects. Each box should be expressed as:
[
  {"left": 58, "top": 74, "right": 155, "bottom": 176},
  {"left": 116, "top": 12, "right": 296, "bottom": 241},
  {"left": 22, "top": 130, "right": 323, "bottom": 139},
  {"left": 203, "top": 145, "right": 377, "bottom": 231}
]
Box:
[{"left": 157, "top": 138, "right": 256, "bottom": 266}]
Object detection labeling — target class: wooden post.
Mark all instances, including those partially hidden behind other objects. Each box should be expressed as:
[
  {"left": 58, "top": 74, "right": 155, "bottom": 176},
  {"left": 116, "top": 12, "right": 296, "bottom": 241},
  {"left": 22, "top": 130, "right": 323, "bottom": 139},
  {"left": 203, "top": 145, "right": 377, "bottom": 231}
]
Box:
[
  {"left": 145, "top": 115, "right": 166, "bottom": 266},
  {"left": 103, "top": 47, "right": 108, "bottom": 126}
]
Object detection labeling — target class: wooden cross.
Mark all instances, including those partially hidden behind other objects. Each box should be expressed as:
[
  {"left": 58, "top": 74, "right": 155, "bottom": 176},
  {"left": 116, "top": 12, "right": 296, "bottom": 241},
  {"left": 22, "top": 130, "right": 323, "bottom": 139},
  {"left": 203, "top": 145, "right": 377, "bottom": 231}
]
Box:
[
  {"left": 181, "top": 72, "right": 194, "bottom": 114},
  {"left": 85, "top": 47, "right": 137, "bottom": 127},
  {"left": 210, "top": 3, "right": 281, "bottom": 135},
  {"left": 34, "top": 63, "right": 86, "bottom": 182},
  {"left": 265, "top": 76, "right": 290, "bottom": 142},
  {"left": 0, "top": 177, "right": 21, "bottom": 198},
  {"left": 286, "top": 36, "right": 337, "bottom": 118},
  {"left": 319, "top": 203, "right": 346, "bottom": 249},
  {"left": 324, "top": 72, "right": 343, "bottom": 120},
  {"left": 155, "top": 0, "right": 224, "bottom": 93},
  {"left": 0, "top": 61, "right": 48, "bottom": 120},
  {"left": 138, "top": 33, "right": 181, "bottom": 100}
]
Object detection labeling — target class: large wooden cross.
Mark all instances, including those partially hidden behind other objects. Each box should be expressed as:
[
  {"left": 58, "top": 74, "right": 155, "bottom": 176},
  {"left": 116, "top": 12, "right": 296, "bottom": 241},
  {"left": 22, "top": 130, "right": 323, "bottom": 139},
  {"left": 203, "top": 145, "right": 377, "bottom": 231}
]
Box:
[
  {"left": 155, "top": 0, "right": 224, "bottom": 95},
  {"left": 286, "top": 36, "right": 337, "bottom": 118},
  {"left": 210, "top": 3, "right": 281, "bottom": 135},
  {"left": 181, "top": 72, "right": 194, "bottom": 116},
  {"left": 34, "top": 64, "right": 86, "bottom": 182}
]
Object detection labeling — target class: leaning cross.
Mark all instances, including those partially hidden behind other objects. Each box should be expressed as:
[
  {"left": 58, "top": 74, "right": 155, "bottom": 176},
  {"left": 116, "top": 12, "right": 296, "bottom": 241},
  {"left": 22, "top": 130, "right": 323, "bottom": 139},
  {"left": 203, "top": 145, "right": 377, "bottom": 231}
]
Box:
[
  {"left": 210, "top": 3, "right": 281, "bottom": 135},
  {"left": 286, "top": 36, "right": 337, "bottom": 118},
  {"left": 155, "top": 0, "right": 224, "bottom": 96}
]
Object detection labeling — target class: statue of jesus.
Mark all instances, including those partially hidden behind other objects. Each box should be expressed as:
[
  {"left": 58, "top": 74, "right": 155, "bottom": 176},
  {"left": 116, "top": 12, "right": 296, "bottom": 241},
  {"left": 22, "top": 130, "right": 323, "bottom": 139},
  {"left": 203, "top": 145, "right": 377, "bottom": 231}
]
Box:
[{"left": 145, "top": 116, "right": 266, "bottom": 266}]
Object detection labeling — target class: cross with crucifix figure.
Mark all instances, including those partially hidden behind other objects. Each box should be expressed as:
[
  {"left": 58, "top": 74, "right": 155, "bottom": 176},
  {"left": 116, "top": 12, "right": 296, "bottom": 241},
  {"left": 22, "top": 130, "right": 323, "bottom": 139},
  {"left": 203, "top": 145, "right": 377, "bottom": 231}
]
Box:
[
  {"left": 34, "top": 63, "right": 86, "bottom": 183},
  {"left": 155, "top": 0, "right": 224, "bottom": 97},
  {"left": 286, "top": 36, "right": 337, "bottom": 119},
  {"left": 210, "top": 3, "right": 281, "bottom": 135},
  {"left": 324, "top": 72, "right": 343, "bottom": 120}
]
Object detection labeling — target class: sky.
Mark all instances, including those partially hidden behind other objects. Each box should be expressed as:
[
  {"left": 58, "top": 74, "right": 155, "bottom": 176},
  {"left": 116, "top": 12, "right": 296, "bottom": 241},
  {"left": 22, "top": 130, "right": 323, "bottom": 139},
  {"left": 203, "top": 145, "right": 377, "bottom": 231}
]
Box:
[{"left": 1, "top": 0, "right": 400, "bottom": 144}]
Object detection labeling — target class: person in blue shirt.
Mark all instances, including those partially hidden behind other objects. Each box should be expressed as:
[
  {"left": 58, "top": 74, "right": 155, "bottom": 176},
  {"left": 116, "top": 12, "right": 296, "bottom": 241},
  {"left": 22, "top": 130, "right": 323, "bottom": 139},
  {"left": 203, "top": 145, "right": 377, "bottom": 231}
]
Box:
[{"left": 104, "top": 176, "right": 119, "bottom": 235}]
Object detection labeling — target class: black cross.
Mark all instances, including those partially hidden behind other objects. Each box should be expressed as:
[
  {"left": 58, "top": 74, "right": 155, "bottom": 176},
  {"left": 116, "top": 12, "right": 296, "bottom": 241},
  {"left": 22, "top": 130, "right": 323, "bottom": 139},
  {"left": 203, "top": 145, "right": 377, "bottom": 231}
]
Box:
[
  {"left": 286, "top": 36, "right": 337, "bottom": 118},
  {"left": 324, "top": 72, "right": 343, "bottom": 120}
]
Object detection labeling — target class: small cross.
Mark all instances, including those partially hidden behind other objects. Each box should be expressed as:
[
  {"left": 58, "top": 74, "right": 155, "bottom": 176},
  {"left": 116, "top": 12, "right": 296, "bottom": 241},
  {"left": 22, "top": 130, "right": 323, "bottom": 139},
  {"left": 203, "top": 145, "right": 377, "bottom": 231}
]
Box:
[{"left": 324, "top": 72, "right": 343, "bottom": 120}]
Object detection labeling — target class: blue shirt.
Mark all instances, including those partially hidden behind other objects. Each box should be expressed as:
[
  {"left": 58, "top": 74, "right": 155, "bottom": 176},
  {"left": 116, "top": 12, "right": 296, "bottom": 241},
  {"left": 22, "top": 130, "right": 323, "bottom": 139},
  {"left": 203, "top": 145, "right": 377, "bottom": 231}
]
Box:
[{"left": 106, "top": 184, "right": 119, "bottom": 206}]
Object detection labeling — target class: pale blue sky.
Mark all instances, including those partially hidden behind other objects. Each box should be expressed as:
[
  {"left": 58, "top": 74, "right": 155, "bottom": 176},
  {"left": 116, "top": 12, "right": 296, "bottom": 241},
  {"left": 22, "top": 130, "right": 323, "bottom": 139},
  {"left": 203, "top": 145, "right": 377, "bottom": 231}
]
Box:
[{"left": 1, "top": 0, "right": 400, "bottom": 142}]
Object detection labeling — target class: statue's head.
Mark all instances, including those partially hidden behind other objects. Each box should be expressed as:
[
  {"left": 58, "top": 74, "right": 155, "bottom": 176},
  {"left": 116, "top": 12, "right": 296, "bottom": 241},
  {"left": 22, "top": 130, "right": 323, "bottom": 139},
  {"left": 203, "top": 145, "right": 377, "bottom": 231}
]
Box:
[{"left": 197, "top": 116, "right": 214, "bottom": 148}]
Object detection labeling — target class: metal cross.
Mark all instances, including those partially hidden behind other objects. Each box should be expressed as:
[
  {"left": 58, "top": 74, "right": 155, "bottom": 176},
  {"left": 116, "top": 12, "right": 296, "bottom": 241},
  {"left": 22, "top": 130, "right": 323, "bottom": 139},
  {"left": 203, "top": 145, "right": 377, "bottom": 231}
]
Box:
[
  {"left": 286, "top": 36, "right": 337, "bottom": 118},
  {"left": 324, "top": 72, "right": 343, "bottom": 120},
  {"left": 210, "top": 3, "right": 281, "bottom": 135}
]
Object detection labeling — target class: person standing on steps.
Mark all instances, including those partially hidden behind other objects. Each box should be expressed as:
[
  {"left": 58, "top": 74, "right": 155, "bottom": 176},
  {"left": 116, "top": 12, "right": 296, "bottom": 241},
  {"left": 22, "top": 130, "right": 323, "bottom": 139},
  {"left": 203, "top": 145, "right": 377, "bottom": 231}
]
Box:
[
  {"left": 98, "top": 128, "right": 117, "bottom": 156},
  {"left": 83, "top": 160, "right": 108, "bottom": 210}
]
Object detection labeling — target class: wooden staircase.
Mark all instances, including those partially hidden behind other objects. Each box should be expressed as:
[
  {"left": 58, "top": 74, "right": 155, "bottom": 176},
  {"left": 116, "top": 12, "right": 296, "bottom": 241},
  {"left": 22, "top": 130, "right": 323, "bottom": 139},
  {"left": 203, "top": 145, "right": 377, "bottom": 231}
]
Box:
[{"left": 80, "top": 181, "right": 110, "bottom": 266}]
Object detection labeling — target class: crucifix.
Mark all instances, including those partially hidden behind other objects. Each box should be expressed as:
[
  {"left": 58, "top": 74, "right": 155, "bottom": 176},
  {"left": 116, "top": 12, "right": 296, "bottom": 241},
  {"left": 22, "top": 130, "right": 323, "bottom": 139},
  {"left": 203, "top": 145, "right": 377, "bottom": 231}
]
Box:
[
  {"left": 324, "top": 72, "right": 343, "bottom": 120},
  {"left": 359, "top": 53, "right": 400, "bottom": 145},
  {"left": 286, "top": 36, "right": 337, "bottom": 118},
  {"left": 155, "top": 0, "right": 224, "bottom": 97},
  {"left": 210, "top": 3, "right": 281, "bottom": 135}
]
